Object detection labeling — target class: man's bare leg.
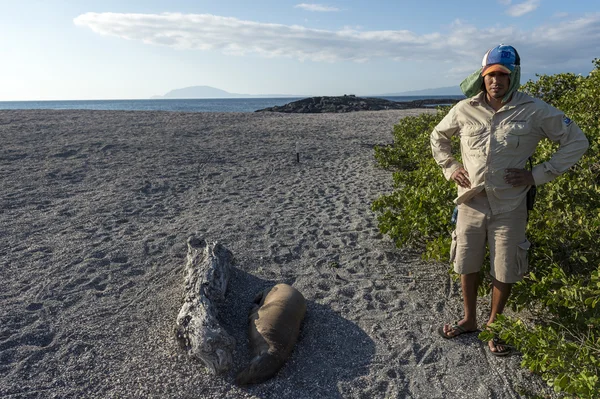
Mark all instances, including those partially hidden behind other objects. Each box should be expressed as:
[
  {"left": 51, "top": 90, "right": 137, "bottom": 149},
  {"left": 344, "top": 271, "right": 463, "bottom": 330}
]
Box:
[
  {"left": 442, "top": 272, "right": 479, "bottom": 337},
  {"left": 487, "top": 277, "right": 512, "bottom": 352}
]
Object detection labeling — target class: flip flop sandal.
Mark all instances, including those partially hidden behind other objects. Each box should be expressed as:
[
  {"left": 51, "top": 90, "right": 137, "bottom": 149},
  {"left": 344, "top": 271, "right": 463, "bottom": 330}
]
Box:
[
  {"left": 437, "top": 322, "right": 478, "bottom": 339},
  {"left": 489, "top": 337, "right": 513, "bottom": 356}
]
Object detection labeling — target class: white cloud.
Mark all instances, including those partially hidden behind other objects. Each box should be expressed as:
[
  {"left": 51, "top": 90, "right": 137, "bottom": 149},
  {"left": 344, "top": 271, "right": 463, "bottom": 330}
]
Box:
[
  {"left": 294, "top": 4, "right": 340, "bottom": 12},
  {"left": 73, "top": 12, "right": 600, "bottom": 72},
  {"left": 506, "top": 0, "right": 541, "bottom": 17}
]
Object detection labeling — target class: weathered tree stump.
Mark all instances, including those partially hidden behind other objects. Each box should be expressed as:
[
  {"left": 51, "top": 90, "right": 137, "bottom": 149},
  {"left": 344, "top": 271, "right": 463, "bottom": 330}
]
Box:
[{"left": 174, "top": 236, "right": 236, "bottom": 374}]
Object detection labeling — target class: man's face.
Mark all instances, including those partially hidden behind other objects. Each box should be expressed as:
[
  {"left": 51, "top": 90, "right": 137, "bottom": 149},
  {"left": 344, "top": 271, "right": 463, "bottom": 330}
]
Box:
[{"left": 483, "top": 70, "right": 510, "bottom": 100}]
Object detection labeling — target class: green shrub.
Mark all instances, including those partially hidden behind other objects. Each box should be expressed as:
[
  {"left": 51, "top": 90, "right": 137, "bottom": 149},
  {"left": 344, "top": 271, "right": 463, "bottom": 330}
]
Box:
[
  {"left": 373, "top": 59, "right": 600, "bottom": 398},
  {"left": 372, "top": 109, "right": 455, "bottom": 261}
]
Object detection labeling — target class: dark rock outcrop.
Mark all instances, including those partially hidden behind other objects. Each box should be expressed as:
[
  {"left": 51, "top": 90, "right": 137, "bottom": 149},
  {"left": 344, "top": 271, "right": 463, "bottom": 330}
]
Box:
[{"left": 255, "top": 95, "right": 460, "bottom": 113}]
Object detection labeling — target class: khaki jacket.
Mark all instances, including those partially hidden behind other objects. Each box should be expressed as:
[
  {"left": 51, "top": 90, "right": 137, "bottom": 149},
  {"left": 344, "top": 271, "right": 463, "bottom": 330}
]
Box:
[{"left": 430, "top": 91, "right": 589, "bottom": 215}]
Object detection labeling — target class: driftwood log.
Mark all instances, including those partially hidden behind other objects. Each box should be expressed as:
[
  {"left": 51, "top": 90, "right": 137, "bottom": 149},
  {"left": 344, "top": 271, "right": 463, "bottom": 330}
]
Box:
[{"left": 174, "top": 236, "right": 236, "bottom": 374}]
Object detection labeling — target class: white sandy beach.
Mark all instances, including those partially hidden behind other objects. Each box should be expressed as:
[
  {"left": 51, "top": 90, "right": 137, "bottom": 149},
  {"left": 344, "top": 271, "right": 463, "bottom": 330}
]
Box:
[{"left": 0, "top": 109, "right": 554, "bottom": 398}]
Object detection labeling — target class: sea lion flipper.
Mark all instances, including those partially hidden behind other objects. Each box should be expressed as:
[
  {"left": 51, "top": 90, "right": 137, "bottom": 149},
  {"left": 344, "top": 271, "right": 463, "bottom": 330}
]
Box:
[
  {"left": 253, "top": 290, "right": 264, "bottom": 304},
  {"left": 248, "top": 304, "right": 260, "bottom": 320},
  {"left": 253, "top": 286, "right": 273, "bottom": 304},
  {"left": 235, "top": 353, "right": 281, "bottom": 386}
]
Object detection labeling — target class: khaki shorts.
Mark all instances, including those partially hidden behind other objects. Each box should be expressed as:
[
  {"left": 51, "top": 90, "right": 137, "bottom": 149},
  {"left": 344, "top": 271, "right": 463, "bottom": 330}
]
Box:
[{"left": 450, "top": 191, "right": 530, "bottom": 283}]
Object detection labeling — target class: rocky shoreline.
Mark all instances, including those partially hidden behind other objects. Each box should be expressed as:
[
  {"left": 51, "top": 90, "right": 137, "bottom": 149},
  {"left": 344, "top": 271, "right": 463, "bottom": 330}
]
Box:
[{"left": 255, "top": 95, "right": 461, "bottom": 113}]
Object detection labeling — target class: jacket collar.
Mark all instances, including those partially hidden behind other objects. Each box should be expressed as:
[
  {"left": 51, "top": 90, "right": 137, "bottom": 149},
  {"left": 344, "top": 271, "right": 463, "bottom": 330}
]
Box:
[{"left": 468, "top": 91, "right": 535, "bottom": 110}]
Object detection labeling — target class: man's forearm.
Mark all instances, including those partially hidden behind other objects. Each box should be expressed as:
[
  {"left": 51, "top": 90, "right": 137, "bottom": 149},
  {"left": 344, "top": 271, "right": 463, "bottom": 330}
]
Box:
[
  {"left": 531, "top": 127, "right": 589, "bottom": 185},
  {"left": 431, "top": 132, "right": 462, "bottom": 181}
]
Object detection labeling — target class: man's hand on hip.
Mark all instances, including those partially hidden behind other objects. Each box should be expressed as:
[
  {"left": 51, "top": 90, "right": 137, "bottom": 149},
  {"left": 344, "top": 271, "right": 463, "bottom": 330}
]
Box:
[
  {"left": 451, "top": 167, "right": 471, "bottom": 189},
  {"left": 504, "top": 168, "right": 535, "bottom": 186}
]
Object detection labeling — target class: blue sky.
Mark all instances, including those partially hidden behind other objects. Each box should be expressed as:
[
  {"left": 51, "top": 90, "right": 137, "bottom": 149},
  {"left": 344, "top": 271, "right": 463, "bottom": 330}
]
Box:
[{"left": 1, "top": 0, "right": 599, "bottom": 100}]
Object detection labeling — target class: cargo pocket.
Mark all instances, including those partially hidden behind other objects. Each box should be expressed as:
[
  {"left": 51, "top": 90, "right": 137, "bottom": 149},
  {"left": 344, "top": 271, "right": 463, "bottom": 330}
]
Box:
[
  {"left": 516, "top": 239, "right": 531, "bottom": 276},
  {"left": 449, "top": 230, "right": 458, "bottom": 263}
]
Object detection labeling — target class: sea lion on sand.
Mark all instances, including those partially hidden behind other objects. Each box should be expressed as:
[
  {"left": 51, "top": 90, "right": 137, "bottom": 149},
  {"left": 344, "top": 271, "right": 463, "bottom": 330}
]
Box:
[{"left": 236, "top": 283, "right": 306, "bottom": 385}]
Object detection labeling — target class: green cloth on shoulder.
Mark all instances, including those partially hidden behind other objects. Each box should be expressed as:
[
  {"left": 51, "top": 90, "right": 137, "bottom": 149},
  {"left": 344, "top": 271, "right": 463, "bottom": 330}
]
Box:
[
  {"left": 460, "top": 68, "right": 484, "bottom": 98},
  {"left": 460, "top": 66, "right": 521, "bottom": 102}
]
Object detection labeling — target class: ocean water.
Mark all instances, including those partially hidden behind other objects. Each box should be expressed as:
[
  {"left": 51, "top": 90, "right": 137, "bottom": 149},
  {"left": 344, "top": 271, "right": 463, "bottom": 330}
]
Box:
[{"left": 0, "top": 96, "right": 465, "bottom": 113}]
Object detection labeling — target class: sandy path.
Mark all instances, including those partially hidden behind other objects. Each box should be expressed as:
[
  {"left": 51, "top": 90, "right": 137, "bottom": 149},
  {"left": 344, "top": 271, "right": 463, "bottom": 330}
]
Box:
[{"left": 0, "top": 110, "right": 551, "bottom": 398}]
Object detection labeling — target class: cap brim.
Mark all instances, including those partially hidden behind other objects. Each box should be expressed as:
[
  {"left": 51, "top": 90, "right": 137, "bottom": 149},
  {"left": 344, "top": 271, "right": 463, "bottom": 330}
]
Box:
[{"left": 482, "top": 64, "right": 511, "bottom": 76}]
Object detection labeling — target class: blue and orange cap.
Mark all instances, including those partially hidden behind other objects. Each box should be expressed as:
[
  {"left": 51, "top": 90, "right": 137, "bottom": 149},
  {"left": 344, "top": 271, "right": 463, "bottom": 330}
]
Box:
[{"left": 481, "top": 44, "right": 520, "bottom": 77}]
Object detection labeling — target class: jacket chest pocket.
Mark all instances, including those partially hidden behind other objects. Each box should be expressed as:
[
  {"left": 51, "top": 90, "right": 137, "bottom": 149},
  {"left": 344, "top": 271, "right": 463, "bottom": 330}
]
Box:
[
  {"left": 501, "top": 122, "right": 530, "bottom": 149},
  {"left": 460, "top": 125, "right": 488, "bottom": 152}
]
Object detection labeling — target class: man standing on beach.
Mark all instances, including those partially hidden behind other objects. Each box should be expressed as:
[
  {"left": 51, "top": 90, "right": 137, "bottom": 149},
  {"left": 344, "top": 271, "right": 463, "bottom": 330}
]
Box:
[{"left": 429, "top": 44, "right": 588, "bottom": 355}]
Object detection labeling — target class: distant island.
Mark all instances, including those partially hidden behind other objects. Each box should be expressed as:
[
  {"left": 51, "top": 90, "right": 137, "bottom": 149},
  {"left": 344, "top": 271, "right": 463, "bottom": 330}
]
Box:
[
  {"left": 151, "top": 86, "right": 304, "bottom": 99},
  {"left": 255, "top": 95, "right": 461, "bottom": 113},
  {"left": 151, "top": 85, "right": 463, "bottom": 99}
]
